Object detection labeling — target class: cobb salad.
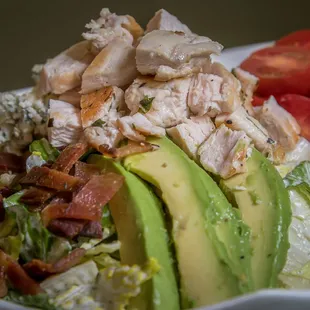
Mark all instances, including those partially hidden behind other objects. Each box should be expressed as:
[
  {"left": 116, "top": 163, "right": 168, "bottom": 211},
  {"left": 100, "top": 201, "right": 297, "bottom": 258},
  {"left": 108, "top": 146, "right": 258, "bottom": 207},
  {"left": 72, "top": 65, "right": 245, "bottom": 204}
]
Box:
[{"left": 0, "top": 7, "right": 309, "bottom": 310}]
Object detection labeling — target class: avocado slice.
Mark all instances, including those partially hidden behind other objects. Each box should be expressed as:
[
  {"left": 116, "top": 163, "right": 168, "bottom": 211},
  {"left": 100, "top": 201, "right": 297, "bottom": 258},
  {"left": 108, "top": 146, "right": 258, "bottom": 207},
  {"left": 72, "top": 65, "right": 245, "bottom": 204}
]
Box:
[
  {"left": 219, "top": 148, "right": 291, "bottom": 289},
  {"left": 124, "top": 137, "right": 253, "bottom": 308},
  {"left": 88, "top": 155, "right": 180, "bottom": 310}
]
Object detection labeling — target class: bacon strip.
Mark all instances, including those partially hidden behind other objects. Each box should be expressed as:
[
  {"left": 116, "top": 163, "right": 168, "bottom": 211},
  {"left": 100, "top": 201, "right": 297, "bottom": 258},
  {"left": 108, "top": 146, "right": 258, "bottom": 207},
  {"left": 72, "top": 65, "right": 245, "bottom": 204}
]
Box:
[
  {"left": 74, "top": 161, "right": 101, "bottom": 183},
  {"left": 20, "top": 167, "right": 82, "bottom": 191},
  {"left": 48, "top": 218, "right": 86, "bottom": 238},
  {"left": 23, "top": 248, "right": 86, "bottom": 280},
  {"left": 79, "top": 221, "right": 103, "bottom": 239},
  {"left": 41, "top": 173, "right": 124, "bottom": 225},
  {"left": 0, "top": 266, "right": 7, "bottom": 298},
  {"left": 0, "top": 153, "right": 25, "bottom": 173},
  {"left": 20, "top": 187, "right": 55, "bottom": 206},
  {"left": 52, "top": 143, "right": 88, "bottom": 173},
  {"left": 0, "top": 250, "right": 42, "bottom": 295}
]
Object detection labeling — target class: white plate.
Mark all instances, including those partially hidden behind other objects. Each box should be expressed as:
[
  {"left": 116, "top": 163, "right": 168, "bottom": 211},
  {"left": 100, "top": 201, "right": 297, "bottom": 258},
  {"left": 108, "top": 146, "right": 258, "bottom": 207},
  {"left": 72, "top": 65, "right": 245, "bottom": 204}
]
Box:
[{"left": 4, "top": 42, "right": 310, "bottom": 310}]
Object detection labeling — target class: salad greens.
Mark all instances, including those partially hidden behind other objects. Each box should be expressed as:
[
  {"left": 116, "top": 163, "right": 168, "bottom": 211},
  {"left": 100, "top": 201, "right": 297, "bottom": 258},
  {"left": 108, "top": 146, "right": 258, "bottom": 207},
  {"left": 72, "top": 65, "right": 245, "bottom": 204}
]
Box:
[{"left": 29, "top": 138, "right": 60, "bottom": 162}]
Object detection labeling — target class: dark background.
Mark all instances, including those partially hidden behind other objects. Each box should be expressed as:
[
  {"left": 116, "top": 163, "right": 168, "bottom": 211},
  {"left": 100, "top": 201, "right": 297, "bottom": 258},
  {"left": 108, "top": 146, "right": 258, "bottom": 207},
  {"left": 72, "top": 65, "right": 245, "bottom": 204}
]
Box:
[{"left": 1, "top": 0, "right": 310, "bottom": 91}]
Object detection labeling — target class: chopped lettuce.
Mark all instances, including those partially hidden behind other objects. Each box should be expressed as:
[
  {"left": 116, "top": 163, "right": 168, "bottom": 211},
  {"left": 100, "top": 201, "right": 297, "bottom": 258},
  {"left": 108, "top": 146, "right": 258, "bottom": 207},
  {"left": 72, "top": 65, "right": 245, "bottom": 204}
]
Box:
[
  {"left": 3, "top": 191, "right": 71, "bottom": 262},
  {"left": 101, "top": 204, "right": 114, "bottom": 228},
  {"left": 92, "top": 253, "right": 120, "bottom": 269},
  {"left": 280, "top": 161, "right": 310, "bottom": 288},
  {"left": 41, "top": 261, "right": 100, "bottom": 310},
  {"left": 95, "top": 258, "right": 160, "bottom": 310},
  {"left": 0, "top": 235, "right": 22, "bottom": 260},
  {"left": 0, "top": 212, "right": 16, "bottom": 238},
  {"left": 284, "top": 161, "right": 310, "bottom": 187},
  {"left": 29, "top": 138, "right": 60, "bottom": 162},
  {"left": 4, "top": 291, "right": 60, "bottom": 310},
  {"left": 85, "top": 241, "right": 121, "bottom": 256}
]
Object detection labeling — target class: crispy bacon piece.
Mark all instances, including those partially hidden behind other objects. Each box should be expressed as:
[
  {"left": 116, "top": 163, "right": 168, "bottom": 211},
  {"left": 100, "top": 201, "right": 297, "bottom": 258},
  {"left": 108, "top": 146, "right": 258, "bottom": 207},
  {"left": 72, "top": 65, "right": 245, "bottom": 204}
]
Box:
[
  {"left": 20, "top": 167, "right": 82, "bottom": 191},
  {"left": 74, "top": 161, "right": 101, "bottom": 183},
  {"left": 0, "top": 266, "right": 7, "bottom": 298},
  {"left": 23, "top": 248, "right": 86, "bottom": 280},
  {"left": 0, "top": 153, "right": 25, "bottom": 173},
  {"left": 80, "top": 221, "right": 103, "bottom": 239},
  {"left": 20, "top": 187, "right": 55, "bottom": 206},
  {"left": 52, "top": 143, "right": 89, "bottom": 173},
  {"left": 41, "top": 173, "right": 124, "bottom": 225},
  {"left": 0, "top": 250, "right": 42, "bottom": 295},
  {"left": 48, "top": 218, "right": 86, "bottom": 238},
  {"left": 99, "top": 140, "right": 159, "bottom": 159}
]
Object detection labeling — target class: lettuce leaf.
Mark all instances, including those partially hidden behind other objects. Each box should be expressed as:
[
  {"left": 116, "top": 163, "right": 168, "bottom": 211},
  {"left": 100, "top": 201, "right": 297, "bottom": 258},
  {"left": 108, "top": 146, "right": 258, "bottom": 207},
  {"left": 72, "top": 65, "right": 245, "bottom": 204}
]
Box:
[
  {"left": 4, "top": 291, "right": 60, "bottom": 310},
  {"left": 3, "top": 191, "right": 71, "bottom": 262},
  {"left": 284, "top": 161, "right": 310, "bottom": 187},
  {"left": 29, "top": 138, "right": 60, "bottom": 162}
]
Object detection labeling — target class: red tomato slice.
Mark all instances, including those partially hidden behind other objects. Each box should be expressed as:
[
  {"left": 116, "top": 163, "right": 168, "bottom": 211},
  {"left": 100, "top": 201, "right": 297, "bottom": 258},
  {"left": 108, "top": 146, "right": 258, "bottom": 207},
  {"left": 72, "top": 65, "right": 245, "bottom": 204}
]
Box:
[
  {"left": 240, "top": 46, "right": 310, "bottom": 96},
  {"left": 252, "top": 95, "right": 268, "bottom": 107},
  {"left": 275, "top": 94, "right": 310, "bottom": 141},
  {"left": 276, "top": 29, "right": 310, "bottom": 49}
]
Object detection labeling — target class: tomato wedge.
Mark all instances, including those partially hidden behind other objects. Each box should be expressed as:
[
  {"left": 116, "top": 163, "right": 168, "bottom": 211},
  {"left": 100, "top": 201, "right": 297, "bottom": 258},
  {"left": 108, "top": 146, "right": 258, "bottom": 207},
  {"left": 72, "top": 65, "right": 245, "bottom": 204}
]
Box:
[
  {"left": 240, "top": 46, "right": 310, "bottom": 96},
  {"left": 252, "top": 95, "right": 268, "bottom": 107},
  {"left": 276, "top": 29, "right": 310, "bottom": 49},
  {"left": 275, "top": 94, "right": 310, "bottom": 141}
]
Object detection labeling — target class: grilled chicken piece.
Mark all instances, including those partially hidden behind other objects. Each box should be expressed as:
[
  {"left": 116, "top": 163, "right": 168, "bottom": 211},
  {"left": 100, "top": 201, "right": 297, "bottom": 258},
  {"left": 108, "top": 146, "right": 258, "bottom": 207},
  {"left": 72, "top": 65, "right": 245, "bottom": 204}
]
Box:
[
  {"left": 80, "top": 86, "right": 126, "bottom": 128},
  {"left": 81, "top": 39, "right": 138, "bottom": 94},
  {"left": 198, "top": 124, "right": 251, "bottom": 179},
  {"left": 167, "top": 115, "right": 215, "bottom": 160},
  {"left": 256, "top": 96, "right": 301, "bottom": 152},
  {"left": 232, "top": 67, "right": 259, "bottom": 116},
  {"left": 215, "top": 106, "right": 284, "bottom": 162},
  {"left": 82, "top": 8, "right": 143, "bottom": 53},
  {"left": 125, "top": 76, "right": 191, "bottom": 127},
  {"left": 84, "top": 126, "right": 123, "bottom": 151},
  {"left": 146, "top": 9, "right": 192, "bottom": 34},
  {"left": 47, "top": 100, "right": 83, "bottom": 148},
  {"left": 136, "top": 30, "right": 223, "bottom": 81},
  {"left": 38, "top": 41, "right": 94, "bottom": 96},
  {"left": 58, "top": 88, "right": 81, "bottom": 107},
  {"left": 117, "top": 113, "right": 166, "bottom": 141}
]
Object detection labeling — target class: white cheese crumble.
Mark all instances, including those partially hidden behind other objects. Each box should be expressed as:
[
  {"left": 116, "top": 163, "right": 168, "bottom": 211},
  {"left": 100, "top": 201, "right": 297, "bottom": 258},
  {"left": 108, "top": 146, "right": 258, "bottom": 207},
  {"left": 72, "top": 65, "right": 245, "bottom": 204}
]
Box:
[{"left": 0, "top": 89, "right": 48, "bottom": 155}]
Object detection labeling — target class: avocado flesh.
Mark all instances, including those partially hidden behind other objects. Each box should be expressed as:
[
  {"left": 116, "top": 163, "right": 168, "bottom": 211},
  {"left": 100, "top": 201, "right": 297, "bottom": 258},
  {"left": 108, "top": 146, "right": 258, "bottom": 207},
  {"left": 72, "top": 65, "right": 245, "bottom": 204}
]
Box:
[
  {"left": 88, "top": 155, "right": 180, "bottom": 310},
  {"left": 124, "top": 137, "right": 253, "bottom": 308},
  {"left": 220, "top": 148, "right": 291, "bottom": 289}
]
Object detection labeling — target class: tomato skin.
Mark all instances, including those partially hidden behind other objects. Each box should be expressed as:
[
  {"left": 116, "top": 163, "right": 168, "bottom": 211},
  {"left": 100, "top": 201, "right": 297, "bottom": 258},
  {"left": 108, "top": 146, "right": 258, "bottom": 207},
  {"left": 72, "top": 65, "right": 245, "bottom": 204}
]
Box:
[
  {"left": 275, "top": 94, "right": 310, "bottom": 141},
  {"left": 276, "top": 29, "right": 310, "bottom": 49},
  {"left": 240, "top": 46, "right": 310, "bottom": 97},
  {"left": 252, "top": 95, "right": 268, "bottom": 106}
]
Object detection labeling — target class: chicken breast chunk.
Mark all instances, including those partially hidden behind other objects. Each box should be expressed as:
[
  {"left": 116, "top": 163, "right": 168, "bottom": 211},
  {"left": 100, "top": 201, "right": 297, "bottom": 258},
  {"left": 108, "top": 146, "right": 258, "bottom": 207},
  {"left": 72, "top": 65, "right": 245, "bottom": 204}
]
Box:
[
  {"left": 47, "top": 100, "right": 83, "bottom": 148},
  {"left": 256, "top": 96, "right": 301, "bottom": 151},
  {"left": 232, "top": 67, "right": 258, "bottom": 116},
  {"left": 136, "top": 30, "right": 223, "bottom": 81},
  {"left": 38, "top": 41, "right": 94, "bottom": 96},
  {"left": 198, "top": 125, "right": 251, "bottom": 179},
  {"left": 117, "top": 113, "right": 166, "bottom": 141},
  {"left": 82, "top": 8, "right": 143, "bottom": 53},
  {"left": 58, "top": 88, "right": 81, "bottom": 107},
  {"left": 84, "top": 126, "right": 123, "bottom": 151},
  {"left": 166, "top": 115, "right": 215, "bottom": 160},
  {"left": 215, "top": 106, "right": 284, "bottom": 162},
  {"left": 80, "top": 86, "right": 126, "bottom": 128},
  {"left": 125, "top": 76, "right": 191, "bottom": 127},
  {"left": 146, "top": 9, "right": 192, "bottom": 34},
  {"left": 81, "top": 39, "right": 138, "bottom": 94}
]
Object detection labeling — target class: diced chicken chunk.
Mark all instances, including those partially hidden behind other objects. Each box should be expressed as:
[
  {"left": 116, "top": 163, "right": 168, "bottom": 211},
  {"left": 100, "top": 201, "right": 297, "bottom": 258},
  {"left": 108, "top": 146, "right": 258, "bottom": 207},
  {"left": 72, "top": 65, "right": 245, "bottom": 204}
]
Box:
[
  {"left": 125, "top": 76, "right": 191, "bottom": 127},
  {"left": 38, "top": 41, "right": 94, "bottom": 96},
  {"left": 167, "top": 115, "right": 215, "bottom": 160},
  {"left": 81, "top": 39, "right": 138, "bottom": 94},
  {"left": 58, "top": 88, "right": 81, "bottom": 107},
  {"left": 80, "top": 86, "right": 126, "bottom": 128},
  {"left": 198, "top": 125, "right": 251, "bottom": 179},
  {"left": 232, "top": 67, "right": 258, "bottom": 116},
  {"left": 146, "top": 9, "right": 192, "bottom": 35},
  {"left": 215, "top": 107, "right": 284, "bottom": 163},
  {"left": 256, "top": 96, "right": 301, "bottom": 151},
  {"left": 117, "top": 113, "right": 166, "bottom": 141},
  {"left": 47, "top": 100, "right": 83, "bottom": 148},
  {"left": 136, "top": 30, "right": 223, "bottom": 81},
  {"left": 84, "top": 126, "right": 123, "bottom": 151},
  {"left": 82, "top": 8, "right": 143, "bottom": 53}
]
